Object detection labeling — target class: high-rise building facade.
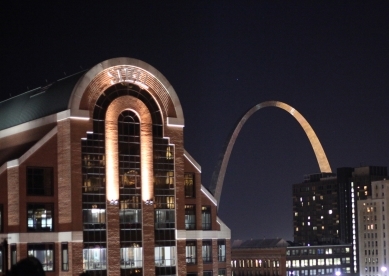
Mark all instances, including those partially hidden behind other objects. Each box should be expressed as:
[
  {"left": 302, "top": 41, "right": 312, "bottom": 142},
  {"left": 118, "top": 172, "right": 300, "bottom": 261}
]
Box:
[
  {"left": 293, "top": 166, "right": 388, "bottom": 275},
  {"left": 357, "top": 179, "right": 389, "bottom": 276},
  {"left": 0, "top": 58, "right": 231, "bottom": 276}
]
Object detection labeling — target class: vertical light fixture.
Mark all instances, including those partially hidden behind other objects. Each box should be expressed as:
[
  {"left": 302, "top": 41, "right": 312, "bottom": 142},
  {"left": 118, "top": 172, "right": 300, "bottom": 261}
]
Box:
[{"left": 105, "top": 96, "right": 153, "bottom": 204}]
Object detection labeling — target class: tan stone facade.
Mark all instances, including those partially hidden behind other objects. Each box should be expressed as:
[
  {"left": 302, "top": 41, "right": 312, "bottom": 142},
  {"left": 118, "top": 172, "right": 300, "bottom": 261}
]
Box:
[{"left": 0, "top": 58, "right": 231, "bottom": 275}]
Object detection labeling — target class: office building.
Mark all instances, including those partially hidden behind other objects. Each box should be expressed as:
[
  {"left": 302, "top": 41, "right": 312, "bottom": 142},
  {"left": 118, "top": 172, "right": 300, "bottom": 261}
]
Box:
[
  {"left": 293, "top": 166, "right": 388, "bottom": 275},
  {"left": 286, "top": 244, "right": 353, "bottom": 276},
  {"left": 357, "top": 179, "right": 389, "bottom": 276},
  {"left": 0, "top": 58, "right": 231, "bottom": 275}
]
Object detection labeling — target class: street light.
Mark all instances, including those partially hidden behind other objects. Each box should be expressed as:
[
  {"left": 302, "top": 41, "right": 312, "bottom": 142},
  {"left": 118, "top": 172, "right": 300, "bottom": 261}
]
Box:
[
  {"left": 335, "top": 271, "right": 341, "bottom": 276},
  {"left": 381, "top": 266, "right": 387, "bottom": 273}
]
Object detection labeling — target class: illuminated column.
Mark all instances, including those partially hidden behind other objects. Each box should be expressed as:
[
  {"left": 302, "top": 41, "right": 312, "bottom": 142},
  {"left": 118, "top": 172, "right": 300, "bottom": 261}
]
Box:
[{"left": 105, "top": 95, "right": 154, "bottom": 275}]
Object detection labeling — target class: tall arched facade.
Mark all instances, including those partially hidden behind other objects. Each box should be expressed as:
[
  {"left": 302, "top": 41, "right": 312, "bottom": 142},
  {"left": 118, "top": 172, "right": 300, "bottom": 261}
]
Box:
[
  {"left": 210, "top": 101, "right": 332, "bottom": 206},
  {"left": 0, "top": 58, "right": 231, "bottom": 276}
]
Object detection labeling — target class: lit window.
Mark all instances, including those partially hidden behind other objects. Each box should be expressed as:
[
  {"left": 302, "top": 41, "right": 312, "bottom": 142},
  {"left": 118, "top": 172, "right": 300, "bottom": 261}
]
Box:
[
  {"left": 83, "top": 209, "right": 106, "bottom": 224},
  {"left": 121, "top": 246, "right": 143, "bottom": 268},
  {"left": 155, "top": 246, "right": 176, "bottom": 267},
  {"left": 184, "top": 173, "right": 195, "bottom": 198},
  {"left": 28, "top": 243, "right": 54, "bottom": 271},
  {"left": 185, "top": 241, "right": 196, "bottom": 264},
  {"left": 27, "top": 203, "right": 54, "bottom": 232},
  {"left": 185, "top": 205, "right": 196, "bottom": 230},
  {"left": 218, "top": 240, "right": 226, "bottom": 262},
  {"left": 325, "top": 248, "right": 332, "bottom": 254},
  {"left": 61, "top": 243, "right": 69, "bottom": 271},
  {"left": 83, "top": 247, "right": 107, "bottom": 270}
]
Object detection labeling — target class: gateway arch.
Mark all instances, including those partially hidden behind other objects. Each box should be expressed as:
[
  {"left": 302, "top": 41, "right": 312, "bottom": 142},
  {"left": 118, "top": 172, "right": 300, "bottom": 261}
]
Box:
[{"left": 209, "top": 100, "right": 332, "bottom": 207}]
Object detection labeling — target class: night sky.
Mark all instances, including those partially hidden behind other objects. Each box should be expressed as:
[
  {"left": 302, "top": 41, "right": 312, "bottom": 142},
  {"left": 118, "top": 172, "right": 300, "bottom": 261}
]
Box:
[{"left": 1, "top": 2, "right": 388, "bottom": 241}]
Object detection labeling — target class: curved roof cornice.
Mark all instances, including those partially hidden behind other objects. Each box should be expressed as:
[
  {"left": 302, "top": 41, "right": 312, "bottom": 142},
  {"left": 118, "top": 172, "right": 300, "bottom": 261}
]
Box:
[{"left": 68, "top": 57, "right": 184, "bottom": 126}]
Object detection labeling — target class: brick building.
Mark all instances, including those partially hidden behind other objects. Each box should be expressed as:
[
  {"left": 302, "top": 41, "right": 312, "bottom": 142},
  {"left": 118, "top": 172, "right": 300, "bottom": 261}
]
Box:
[
  {"left": 231, "top": 238, "right": 288, "bottom": 276},
  {"left": 0, "top": 58, "right": 231, "bottom": 275}
]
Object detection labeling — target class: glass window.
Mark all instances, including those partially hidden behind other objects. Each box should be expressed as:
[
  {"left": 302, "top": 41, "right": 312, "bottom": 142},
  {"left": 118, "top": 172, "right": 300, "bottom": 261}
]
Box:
[
  {"left": 202, "top": 240, "right": 212, "bottom": 263},
  {"left": 184, "top": 173, "right": 195, "bottom": 197},
  {"left": 120, "top": 209, "right": 141, "bottom": 228},
  {"left": 204, "top": 271, "right": 213, "bottom": 276},
  {"left": 83, "top": 209, "right": 106, "bottom": 224},
  {"left": 83, "top": 247, "right": 107, "bottom": 270},
  {"left": 28, "top": 243, "right": 54, "bottom": 271},
  {"left": 61, "top": 243, "right": 69, "bottom": 271},
  {"left": 202, "top": 206, "right": 211, "bottom": 230},
  {"left": 155, "top": 210, "right": 175, "bottom": 229},
  {"left": 185, "top": 205, "right": 196, "bottom": 230},
  {"left": 11, "top": 244, "right": 16, "bottom": 266},
  {"left": 155, "top": 246, "right": 176, "bottom": 267},
  {"left": 27, "top": 167, "right": 53, "bottom": 196},
  {"left": 186, "top": 241, "right": 196, "bottom": 264},
  {"left": 218, "top": 269, "right": 226, "bottom": 276},
  {"left": 218, "top": 240, "right": 226, "bottom": 262},
  {"left": 27, "top": 203, "right": 53, "bottom": 232},
  {"left": 120, "top": 246, "right": 142, "bottom": 268},
  {"left": 325, "top": 258, "right": 333, "bottom": 265}
]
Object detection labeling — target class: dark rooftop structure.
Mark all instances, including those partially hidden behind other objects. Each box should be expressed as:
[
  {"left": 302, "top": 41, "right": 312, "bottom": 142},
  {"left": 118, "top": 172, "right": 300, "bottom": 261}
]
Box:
[
  {"left": 0, "top": 71, "right": 85, "bottom": 131},
  {"left": 232, "top": 238, "right": 289, "bottom": 249}
]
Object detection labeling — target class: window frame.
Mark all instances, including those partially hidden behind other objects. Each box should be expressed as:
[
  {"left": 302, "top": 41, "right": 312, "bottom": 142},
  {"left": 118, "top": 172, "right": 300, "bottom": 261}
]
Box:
[
  {"left": 202, "top": 206, "right": 212, "bottom": 230},
  {"left": 28, "top": 243, "right": 55, "bottom": 271},
  {"left": 26, "top": 167, "right": 54, "bottom": 196},
  {"left": 202, "top": 240, "right": 212, "bottom": 263},
  {"left": 27, "top": 203, "right": 54, "bottom": 232},
  {"left": 184, "top": 173, "right": 195, "bottom": 198}
]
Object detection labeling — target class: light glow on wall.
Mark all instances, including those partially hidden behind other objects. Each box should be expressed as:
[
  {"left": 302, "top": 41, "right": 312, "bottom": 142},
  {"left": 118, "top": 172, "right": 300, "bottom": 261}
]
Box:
[{"left": 105, "top": 96, "right": 153, "bottom": 203}]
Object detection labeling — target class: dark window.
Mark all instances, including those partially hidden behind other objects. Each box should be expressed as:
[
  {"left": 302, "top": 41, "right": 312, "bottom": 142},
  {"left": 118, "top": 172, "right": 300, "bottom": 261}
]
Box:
[
  {"left": 11, "top": 244, "right": 16, "bottom": 266},
  {"left": 185, "top": 205, "right": 196, "bottom": 230},
  {"left": 61, "top": 243, "right": 69, "bottom": 271},
  {"left": 28, "top": 243, "right": 54, "bottom": 271},
  {"left": 204, "top": 271, "right": 213, "bottom": 276},
  {"left": 202, "top": 206, "right": 211, "bottom": 230},
  {"left": 218, "top": 239, "right": 226, "bottom": 262},
  {"left": 202, "top": 240, "right": 212, "bottom": 263},
  {"left": 218, "top": 269, "right": 226, "bottom": 276},
  {"left": 27, "top": 167, "right": 53, "bottom": 196},
  {"left": 184, "top": 173, "right": 195, "bottom": 197},
  {"left": 0, "top": 205, "right": 3, "bottom": 232},
  {"left": 27, "top": 203, "right": 53, "bottom": 232},
  {"left": 186, "top": 241, "right": 196, "bottom": 264}
]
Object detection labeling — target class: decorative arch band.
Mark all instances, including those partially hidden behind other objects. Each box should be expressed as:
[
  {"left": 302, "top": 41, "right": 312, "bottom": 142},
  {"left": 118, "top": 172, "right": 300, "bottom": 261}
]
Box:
[{"left": 209, "top": 100, "right": 332, "bottom": 207}]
